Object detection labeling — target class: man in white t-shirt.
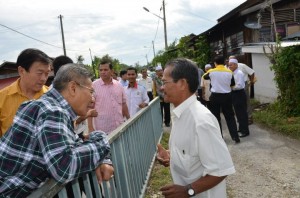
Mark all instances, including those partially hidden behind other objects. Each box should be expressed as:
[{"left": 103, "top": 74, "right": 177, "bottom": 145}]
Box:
[
  {"left": 125, "top": 67, "right": 149, "bottom": 117},
  {"left": 157, "top": 58, "right": 235, "bottom": 198},
  {"left": 138, "top": 68, "right": 153, "bottom": 101}
]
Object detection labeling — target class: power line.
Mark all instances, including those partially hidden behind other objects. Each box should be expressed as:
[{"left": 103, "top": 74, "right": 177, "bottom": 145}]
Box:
[{"left": 0, "top": 23, "right": 61, "bottom": 49}]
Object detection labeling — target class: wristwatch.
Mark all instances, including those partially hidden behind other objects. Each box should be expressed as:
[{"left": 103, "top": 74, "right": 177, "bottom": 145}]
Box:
[{"left": 187, "top": 184, "right": 195, "bottom": 196}]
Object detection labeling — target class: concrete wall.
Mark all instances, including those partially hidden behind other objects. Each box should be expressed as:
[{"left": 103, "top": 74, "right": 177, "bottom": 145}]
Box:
[
  {"left": 251, "top": 53, "right": 278, "bottom": 103},
  {"left": 242, "top": 44, "right": 278, "bottom": 103},
  {"left": 242, "top": 42, "right": 300, "bottom": 103}
]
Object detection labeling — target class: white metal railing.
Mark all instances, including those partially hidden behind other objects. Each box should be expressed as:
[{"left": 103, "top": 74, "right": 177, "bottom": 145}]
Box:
[{"left": 28, "top": 97, "right": 163, "bottom": 198}]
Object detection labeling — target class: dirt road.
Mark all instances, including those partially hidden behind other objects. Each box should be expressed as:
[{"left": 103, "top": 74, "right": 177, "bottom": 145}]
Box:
[{"left": 223, "top": 119, "right": 300, "bottom": 198}]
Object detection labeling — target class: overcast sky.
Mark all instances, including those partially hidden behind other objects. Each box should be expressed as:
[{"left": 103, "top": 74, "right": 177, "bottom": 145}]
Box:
[{"left": 0, "top": 0, "right": 246, "bottom": 66}]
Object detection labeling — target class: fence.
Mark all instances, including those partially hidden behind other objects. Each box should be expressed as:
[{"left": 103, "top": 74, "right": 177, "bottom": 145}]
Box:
[{"left": 29, "top": 97, "right": 163, "bottom": 198}]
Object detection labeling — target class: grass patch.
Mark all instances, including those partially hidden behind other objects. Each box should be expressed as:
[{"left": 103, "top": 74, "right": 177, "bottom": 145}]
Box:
[
  {"left": 145, "top": 132, "right": 172, "bottom": 198},
  {"left": 252, "top": 102, "right": 300, "bottom": 140}
]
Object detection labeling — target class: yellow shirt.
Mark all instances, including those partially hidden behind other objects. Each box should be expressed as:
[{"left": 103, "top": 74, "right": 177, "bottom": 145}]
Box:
[{"left": 0, "top": 78, "right": 48, "bottom": 136}]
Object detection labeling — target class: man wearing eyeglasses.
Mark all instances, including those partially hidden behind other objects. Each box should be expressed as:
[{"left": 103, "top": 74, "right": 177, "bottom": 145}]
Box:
[
  {"left": 0, "top": 64, "right": 113, "bottom": 197},
  {"left": 157, "top": 58, "right": 235, "bottom": 198}
]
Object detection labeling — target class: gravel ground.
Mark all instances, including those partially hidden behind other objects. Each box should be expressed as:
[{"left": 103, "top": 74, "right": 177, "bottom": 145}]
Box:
[{"left": 222, "top": 118, "right": 300, "bottom": 198}]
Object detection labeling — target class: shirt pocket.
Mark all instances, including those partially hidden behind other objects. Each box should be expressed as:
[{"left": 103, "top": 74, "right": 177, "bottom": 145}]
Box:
[{"left": 171, "top": 146, "right": 199, "bottom": 178}]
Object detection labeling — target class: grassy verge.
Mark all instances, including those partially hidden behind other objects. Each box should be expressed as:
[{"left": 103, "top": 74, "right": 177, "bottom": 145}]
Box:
[
  {"left": 144, "top": 132, "right": 172, "bottom": 198},
  {"left": 252, "top": 101, "right": 300, "bottom": 140}
]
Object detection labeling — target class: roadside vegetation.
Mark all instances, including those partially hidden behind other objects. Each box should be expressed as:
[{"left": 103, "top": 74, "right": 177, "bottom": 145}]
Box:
[
  {"left": 145, "top": 133, "right": 172, "bottom": 198},
  {"left": 252, "top": 101, "right": 300, "bottom": 140}
]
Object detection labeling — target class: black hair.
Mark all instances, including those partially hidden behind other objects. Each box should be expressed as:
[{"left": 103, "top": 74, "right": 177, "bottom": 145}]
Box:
[
  {"left": 16, "top": 48, "right": 51, "bottom": 71},
  {"left": 214, "top": 56, "right": 225, "bottom": 65},
  {"left": 165, "top": 58, "right": 199, "bottom": 93},
  {"left": 52, "top": 55, "right": 73, "bottom": 75},
  {"left": 127, "top": 67, "right": 137, "bottom": 74},
  {"left": 99, "top": 60, "right": 113, "bottom": 70}
]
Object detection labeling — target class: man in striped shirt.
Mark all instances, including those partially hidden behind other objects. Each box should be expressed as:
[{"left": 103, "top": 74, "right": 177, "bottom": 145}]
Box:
[
  {"left": 88, "top": 61, "right": 130, "bottom": 134},
  {"left": 0, "top": 64, "right": 113, "bottom": 197}
]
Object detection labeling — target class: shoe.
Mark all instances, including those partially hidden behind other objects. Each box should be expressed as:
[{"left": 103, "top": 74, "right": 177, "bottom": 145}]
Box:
[
  {"left": 238, "top": 132, "right": 249, "bottom": 138},
  {"left": 234, "top": 137, "right": 240, "bottom": 144},
  {"left": 248, "top": 118, "right": 253, "bottom": 125}
]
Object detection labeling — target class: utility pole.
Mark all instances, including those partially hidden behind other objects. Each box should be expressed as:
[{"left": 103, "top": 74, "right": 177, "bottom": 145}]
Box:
[
  {"left": 89, "top": 48, "right": 96, "bottom": 76},
  {"left": 145, "top": 54, "right": 149, "bottom": 65},
  {"left": 59, "top": 15, "right": 66, "bottom": 56},
  {"left": 152, "top": 40, "right": 156, "bottom": 58},
  {"left": 162, "top": 0, "right": 168, "bottom": 49}
]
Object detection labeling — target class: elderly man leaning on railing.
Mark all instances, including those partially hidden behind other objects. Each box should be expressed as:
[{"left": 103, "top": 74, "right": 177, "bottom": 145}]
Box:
[{"left": 0, "top": 64, "right": 114, "bottom": 197}]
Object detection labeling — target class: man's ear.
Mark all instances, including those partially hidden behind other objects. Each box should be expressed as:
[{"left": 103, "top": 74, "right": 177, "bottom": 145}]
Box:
[
  {"left": 18, "top": 66, "right": 26, "bottom": 76},
  {"left": 68, "top": 81, "right": 77, "bottom": 97},
  {"left": 178, "top": 79, "right": 188, "bottom": 91}
]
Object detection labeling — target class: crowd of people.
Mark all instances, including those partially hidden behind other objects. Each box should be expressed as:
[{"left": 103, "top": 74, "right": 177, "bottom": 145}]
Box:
[{"left": 0, "top": 47, "right": 255, "bottom": 197}]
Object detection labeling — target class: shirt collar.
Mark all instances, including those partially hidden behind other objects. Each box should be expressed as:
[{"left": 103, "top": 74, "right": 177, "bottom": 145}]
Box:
[
  {"left": 128, "top": 82, "right": 138, "bottom": 88},
  {"left": 216, "top": 64, "right": 225, "bottom": 68},
  {"left": 44, "top": 88, "right": 77, "bottom": 121},
  {"left": 99, "top": 77, "right": 115, "bottom": 85},
  {"left": 7, "top": 78, "right": 48, "bottom": 99},
  {"left": 173, "top": 94, "right": 197, "bottom": 118}
]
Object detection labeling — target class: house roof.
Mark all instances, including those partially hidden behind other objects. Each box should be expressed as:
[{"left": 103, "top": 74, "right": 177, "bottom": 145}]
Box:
[
  {"left": 0, "top": 61, "right": 17, "bottom": 70},
  {"left": 201, "top": 0, "right": 285, "bottom": 35}
]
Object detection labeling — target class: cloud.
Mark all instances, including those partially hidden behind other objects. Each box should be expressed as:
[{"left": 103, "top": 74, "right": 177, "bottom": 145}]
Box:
[{"left": 0, "top": 0, "right": 246, "bottom": 66}]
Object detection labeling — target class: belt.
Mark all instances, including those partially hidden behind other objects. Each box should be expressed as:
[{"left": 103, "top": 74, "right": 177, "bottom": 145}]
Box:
[{"left": 232, "top": 89, "right": 244, "bottom": 92}]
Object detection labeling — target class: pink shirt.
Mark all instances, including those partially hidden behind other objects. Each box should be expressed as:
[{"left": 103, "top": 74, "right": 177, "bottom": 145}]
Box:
[{"left": 92, "top": 78, "right": 127, "bottom": 134}]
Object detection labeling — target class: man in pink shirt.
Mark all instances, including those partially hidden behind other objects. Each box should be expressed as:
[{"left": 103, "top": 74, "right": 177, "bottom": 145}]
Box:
[{"left": 88, "top": 61, "right": 130, "bottom": 134}]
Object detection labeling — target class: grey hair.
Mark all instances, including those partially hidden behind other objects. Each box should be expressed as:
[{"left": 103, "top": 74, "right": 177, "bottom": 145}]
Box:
[{"left": 53, "top": 63, "right": 92, "bottom": 92}]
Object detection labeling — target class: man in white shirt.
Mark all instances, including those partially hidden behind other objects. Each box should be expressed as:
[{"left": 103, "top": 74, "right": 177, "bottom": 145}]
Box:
[
  {"left": 229, "top": 56, "right": 255, "bottom": 124},
  {"left": 138, "top": 68, "right": 153, "bottom": 101},
  {"left": 157, "top": 58, "right": 235, "bottom": 198},
  {"left": 125, "top": 67, "right": 149, "bottom": 117},
  {"left": 228, "top": 58, "right": 250, "bottom": 138}
]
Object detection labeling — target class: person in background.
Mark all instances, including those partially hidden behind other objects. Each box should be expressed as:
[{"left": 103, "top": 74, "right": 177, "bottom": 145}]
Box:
[
  {"left": 201, "top": 64, "right": 212, "bottom": 110},
  {"left": 52, "top": 55, "right": 73, "bottom": 76},
  {"left": 119, "top": 70, "right": 129, "bottom": 87},
  {"left": 157, "top": 58, "right": 235, "bottom": 198},
  {"left": 153, "top": 65, "right": 171, "bottom": 127},
  {"left": 88, "top": 61, "right": 130, "bottom": 134},
  {"left": 138, "top": 68, "right": 153, "bottom": 101},
  {"left": 203, "top": 56, "right": 240, "bottom": 143},
  {"left": 0, "top": 64, "right": 114, "bottom": 197},
  {"left": 125, "top": 67, "right": 149, "bottom": 117},
  {"left": 197, "top": 66, "right": 205, "bottom": 104},
  {"left": 0, "top": 48, "right": 51, "bottom": 137},
  {"left": 229, "top": 55, "right": 255, "bottom": 125},
  {"left": 112, "top": 70, "right": 118, "bottom": 81},
  {"left": 228, "top": 58, "right": 250, "bottom": 138}
]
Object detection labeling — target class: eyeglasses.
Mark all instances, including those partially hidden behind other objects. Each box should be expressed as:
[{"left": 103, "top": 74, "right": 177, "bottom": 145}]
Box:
[
  {"left": 74, "top": 81, "right": 95, "bottom": 95},
  {"left": 162, "top": 80, "right": 174, "bottom": 86}
]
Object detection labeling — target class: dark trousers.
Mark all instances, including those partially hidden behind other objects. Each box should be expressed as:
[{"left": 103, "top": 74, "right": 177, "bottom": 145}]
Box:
[
  {"left": 160, "top": 101, "right": 170, "bottom": 125},
  {"left": 197, "top": 89, "right": 205, "bottom": 105},
  {"left": 232, "top": 89, "right": 249, "bottom": 134},
  {"left": 147, "top": 91, "right": 153, "bottom": 101},
  {"left": 210, "top": 92, "right": 239, "bottom": 140}
]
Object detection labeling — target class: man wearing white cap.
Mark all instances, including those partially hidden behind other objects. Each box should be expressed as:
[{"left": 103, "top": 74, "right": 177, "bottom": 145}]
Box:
[
  {"left": 201, "top": 64, "right": 212, "bottom": 110},
  {"left": 153, "top": 65, "right": 171, "bottom": 127},
  {"left": 228, "top": 58, "right": 250, "bottom": 137},
  {"left": 229, "top": 55, "right": 255, "bottom": 124}
]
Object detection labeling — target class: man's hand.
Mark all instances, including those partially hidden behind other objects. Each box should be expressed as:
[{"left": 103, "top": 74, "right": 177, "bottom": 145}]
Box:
[
  {"left": 87, "top": 109, "right": 98, "bottom": 118},
  {"left": 95, "top": 164, "right": 114, "bottom": 184},
  {"left": 160, "top": 184, "right": 188, "bottom": 198},
  {"left": 156, "top": 144, "right": 170, "bottom": 167},
  {"left": 139, "top": 103, "right": 148, "bottom": 108}
]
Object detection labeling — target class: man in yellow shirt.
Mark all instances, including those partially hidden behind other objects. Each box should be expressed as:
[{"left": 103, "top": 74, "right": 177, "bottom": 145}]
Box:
[{"left": 0, "top": 48, "right": 51, "bottom": 136}]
